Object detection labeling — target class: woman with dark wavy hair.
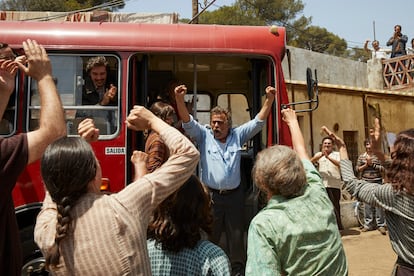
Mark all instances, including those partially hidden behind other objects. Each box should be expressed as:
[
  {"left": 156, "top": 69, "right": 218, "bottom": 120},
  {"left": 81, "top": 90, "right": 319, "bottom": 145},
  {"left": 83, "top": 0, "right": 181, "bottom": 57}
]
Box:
[
  {"left": 147, "top": 174, "right": 231, "bottom": 275},
  {"left": 334, "top": 122, "right": 414, "bottom": 276},
  {"left": 34, "top": 106, "right": 199, "bottom": 275}
]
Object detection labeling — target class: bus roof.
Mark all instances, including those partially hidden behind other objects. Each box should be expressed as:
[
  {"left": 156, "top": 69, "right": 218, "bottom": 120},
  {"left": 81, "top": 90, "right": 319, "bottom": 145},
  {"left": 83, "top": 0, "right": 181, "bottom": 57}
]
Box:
[{"left": 1, "top": 21, "right": 286, "bottom": 59}]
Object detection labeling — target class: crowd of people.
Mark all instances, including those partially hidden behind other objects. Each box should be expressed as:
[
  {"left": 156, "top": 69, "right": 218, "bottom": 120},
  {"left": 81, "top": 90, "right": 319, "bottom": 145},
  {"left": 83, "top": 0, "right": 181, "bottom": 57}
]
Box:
[
  {"left": 365, "top": 24, "right": 414, "bottom": 60},
  {"left": 1, "top": 39, "right": 413, "bottom": 276}
]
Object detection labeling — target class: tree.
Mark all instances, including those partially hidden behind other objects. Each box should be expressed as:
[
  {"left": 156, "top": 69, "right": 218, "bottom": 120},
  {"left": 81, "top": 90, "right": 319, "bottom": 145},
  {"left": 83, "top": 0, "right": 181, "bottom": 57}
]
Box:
[
  {"left": 0, "top": 0, "right": 125, "bottom": 12},
  {"left": 199, "top": 0, "right": 311, "bottom": 28},
  {"left": 198, "top": 4, "right": 264, "bottom": 25},
  {"left": 289, "top": 26, "right": 347, "bottom": 56},
  {"left": 346, "top": 47, "right": 371, "bottom": 62},
  {"left": 198, "top": 0, "right": 355, "bottom": 59}
]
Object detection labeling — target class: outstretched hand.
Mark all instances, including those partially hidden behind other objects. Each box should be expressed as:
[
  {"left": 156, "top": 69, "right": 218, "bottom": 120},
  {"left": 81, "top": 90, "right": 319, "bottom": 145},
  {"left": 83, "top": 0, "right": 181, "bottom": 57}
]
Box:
[
  {"left": 368, "top": 117, "right": 385, "bottom": 161},
  {"left": 281, "top": 107, "right": 297, "bottom": 125},
  {"left": 174, "top": 84, "right": 187, "bottom": 102},
  {"left": 131, "top": 150, "right": 148, "bottom": 181},
  {"left": 78, "top": 118, "right": 99, "bottom": 143},
  {"left": 321, "top": 125, "right": 348, "bottom": 160},
  {"left": 126, "top": 105, "right": 158, "bottom": 131},
  {"left": 16, "top": 39, "right": 52, "bottom": 81},
  {"left": 265, "top": 86, "right": 276, "bottom": 101},
  {"left": 0, "top": 59, "right": 18, "bottom": 95},
  {"left": 321, "top": 125, "right": 346, "bottom": 149},
  {"left": 101, "top": 84, "right": 117, "bottom": 105},
  {"left": 369, "top": 117, "right": 381, "bottom": 149}
]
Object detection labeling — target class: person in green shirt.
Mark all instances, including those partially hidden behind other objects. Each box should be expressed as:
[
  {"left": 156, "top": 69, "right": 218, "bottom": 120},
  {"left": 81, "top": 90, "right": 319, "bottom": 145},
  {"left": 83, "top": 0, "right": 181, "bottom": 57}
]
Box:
[{"left": 246, "top": 108, "right": 348, "bottom": 276}]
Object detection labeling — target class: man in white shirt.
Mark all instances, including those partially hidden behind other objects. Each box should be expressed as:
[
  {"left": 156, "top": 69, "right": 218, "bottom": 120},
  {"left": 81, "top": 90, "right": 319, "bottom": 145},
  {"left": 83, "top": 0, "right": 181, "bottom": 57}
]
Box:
[{"left": 364, "top": 39, "right": 391, "bottom": 60}]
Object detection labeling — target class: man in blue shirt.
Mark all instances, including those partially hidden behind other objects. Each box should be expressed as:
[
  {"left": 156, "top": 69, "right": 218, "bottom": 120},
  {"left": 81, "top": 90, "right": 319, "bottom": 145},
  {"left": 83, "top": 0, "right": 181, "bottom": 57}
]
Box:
[{"left": 174, "top": 84, "right": 276, "bottom": 275}]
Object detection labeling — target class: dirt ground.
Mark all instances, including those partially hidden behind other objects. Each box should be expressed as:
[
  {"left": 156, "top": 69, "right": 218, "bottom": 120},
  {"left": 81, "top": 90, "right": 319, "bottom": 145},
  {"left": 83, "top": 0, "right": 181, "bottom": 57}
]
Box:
[{"left": 341, "top": 227, "right": 397, "bottom": 276}]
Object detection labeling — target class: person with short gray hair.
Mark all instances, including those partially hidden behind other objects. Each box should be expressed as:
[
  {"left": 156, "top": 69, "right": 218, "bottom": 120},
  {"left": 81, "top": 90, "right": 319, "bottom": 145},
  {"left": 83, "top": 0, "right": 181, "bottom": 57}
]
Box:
[{"left": 246, "top": 108, "right": 348, "bottom": 276}]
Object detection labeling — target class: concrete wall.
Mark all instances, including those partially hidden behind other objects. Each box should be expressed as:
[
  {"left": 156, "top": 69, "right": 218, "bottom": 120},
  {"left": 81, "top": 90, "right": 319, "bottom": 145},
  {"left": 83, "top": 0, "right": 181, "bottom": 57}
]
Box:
[
  {"left": 280, "top": 46, "right": 414, "bottom": 158},
  {"left": 279, "top": 46, "right": 414, "bottom": 229},
  {"left": 282, "top": 46, "right": 368, "bottom": 88}
]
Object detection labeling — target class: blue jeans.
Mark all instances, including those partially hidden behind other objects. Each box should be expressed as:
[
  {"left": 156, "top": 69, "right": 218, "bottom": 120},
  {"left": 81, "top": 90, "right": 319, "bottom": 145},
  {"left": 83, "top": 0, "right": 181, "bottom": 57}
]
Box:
[{"left": 363, "top": 180, "right": 386, "bottom": 229}]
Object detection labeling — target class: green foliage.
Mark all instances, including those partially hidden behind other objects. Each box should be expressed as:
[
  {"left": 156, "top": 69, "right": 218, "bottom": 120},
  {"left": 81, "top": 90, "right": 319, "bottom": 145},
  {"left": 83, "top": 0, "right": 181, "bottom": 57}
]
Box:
[
  {"left": 346, "top": 47, "right": 371, "bottom": 62},
  {"left": 199, "top": 0, "right": 310, "bottom": 27},
  {"left": 290, "top": 25, "right": 347, "bottom": 56},
  {"left": 198, "top": 0, "right": 369, "bottom": 60},
  {"left": 199, "top": 4, "right": 264, "bottom": 25}
]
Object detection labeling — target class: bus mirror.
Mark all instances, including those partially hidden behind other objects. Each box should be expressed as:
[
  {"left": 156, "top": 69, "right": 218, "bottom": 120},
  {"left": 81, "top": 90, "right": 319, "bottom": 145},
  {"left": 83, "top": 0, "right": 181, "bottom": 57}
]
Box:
[
  {"left": 306, "top": 67, "right": 314, "bottom": 99},
  {"left": 281, "top": 67, "right": 319, "bottom": 113}
]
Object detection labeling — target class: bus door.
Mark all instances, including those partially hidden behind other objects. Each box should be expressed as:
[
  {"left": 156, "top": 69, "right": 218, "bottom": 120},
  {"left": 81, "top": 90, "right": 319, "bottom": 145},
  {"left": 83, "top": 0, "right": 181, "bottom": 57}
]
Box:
[{"left": 126, "top": 52, "right": 277, "bottom": 224}]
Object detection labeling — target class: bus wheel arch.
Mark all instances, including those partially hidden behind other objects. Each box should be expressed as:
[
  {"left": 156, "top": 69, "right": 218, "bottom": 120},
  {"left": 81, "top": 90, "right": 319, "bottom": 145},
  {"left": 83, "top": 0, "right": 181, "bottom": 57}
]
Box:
[{"left": 16, "top": 203, "right": 47, "bottom": 274}]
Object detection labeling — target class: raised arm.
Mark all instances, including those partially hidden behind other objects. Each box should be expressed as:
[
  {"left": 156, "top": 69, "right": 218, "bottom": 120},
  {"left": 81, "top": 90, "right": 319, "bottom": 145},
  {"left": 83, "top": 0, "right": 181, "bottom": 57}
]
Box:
[
  {"left": 126, "top": 105, "right": 172, "bottom": 133},
  {"left": 78, "top": 118, "right": 99, "bottom": 143},
  {"left": 16, "top": 40, "right": 66, "bottom": 164},
  {"left": 256, "top": 86, "right": 276, "bottom": 121},
  {"left": 0, "top": 59, "right": 18, "bottom": 119},
  {"left": 320, "top": 126, "right": 341, "bottom": 167},
  {"left": 174, "top": 84, "right": 190, "bottom": 123},
  {"left": 364, "top": 39, "right": 370, "bottom": 53},
  {"left": 121, "top": 105, "right": 200, "bottom": 211},
  {"left": 281, "top": 108, "right": 308, "bottom": 160},
  {"left": 323, "top": 127, "right": 348, "bottom": 161},
  {"left": 369, "top": 117, "right": 385, "bottom": 162},
  {"left": 130, "top": 150, "right": 148, "bottom": 181}
]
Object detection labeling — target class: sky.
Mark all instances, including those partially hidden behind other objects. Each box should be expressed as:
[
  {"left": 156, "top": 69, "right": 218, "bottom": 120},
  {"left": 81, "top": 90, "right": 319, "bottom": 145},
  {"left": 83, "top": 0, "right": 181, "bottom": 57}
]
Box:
[{"left": 120, "top": 0, "right": 414, "bottom": 50}]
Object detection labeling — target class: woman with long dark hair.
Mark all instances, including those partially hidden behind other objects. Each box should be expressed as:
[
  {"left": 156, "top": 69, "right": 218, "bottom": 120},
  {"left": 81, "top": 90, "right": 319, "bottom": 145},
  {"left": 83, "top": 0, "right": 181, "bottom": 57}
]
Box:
[
  {"left": 34, "top": 106, "right": 199, "bottom": 275},
  {"left": 147, "top": 174, "right": 231, "bottom": 275},
  {"left": 333, "top": 123, "right": 414, "bottom": 275}
]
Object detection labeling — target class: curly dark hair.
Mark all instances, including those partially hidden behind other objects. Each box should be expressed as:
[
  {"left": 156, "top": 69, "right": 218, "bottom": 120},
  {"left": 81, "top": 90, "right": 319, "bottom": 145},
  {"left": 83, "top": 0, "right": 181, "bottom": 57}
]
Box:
[
  {"left": 85, "top": 56, "right": 108, "bottom": 73},
  {"left": 386, "top": 129, "right": 414, "bottom": 194},
  {"left": 147, "top": 175, "right": 213, "bottom": 252}
]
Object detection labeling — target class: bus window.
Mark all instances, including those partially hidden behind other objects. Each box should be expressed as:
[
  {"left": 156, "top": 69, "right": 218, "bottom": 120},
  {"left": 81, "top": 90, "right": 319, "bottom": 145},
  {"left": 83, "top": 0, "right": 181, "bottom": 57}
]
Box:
[
  {"left": 217, "top": 94, "right": 250, "bottom": 127},
  {"left": 27, "top": 54, "right": 120, "bottom": 138},
  {"left": 186, "top": 93, "right": 211, "bottom": 125},
  {"left": 0, "top": 92, "right": 17, "bottom": 136},
  {"left": 142, "top": 54, "right": 272, "bottom": 153}
]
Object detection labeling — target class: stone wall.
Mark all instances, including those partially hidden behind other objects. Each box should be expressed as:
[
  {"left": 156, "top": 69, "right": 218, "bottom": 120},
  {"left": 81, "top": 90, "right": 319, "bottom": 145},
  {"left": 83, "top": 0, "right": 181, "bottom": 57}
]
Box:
[{"left": 282, "top": 46, "right": 368, "bottom": 88}]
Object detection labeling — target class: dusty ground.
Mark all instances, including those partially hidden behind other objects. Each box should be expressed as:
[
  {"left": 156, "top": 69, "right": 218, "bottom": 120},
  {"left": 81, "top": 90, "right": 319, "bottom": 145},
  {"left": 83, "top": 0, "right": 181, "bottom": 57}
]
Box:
[{"left": 341, "top": 227, "right": 397, "bottom": 276}]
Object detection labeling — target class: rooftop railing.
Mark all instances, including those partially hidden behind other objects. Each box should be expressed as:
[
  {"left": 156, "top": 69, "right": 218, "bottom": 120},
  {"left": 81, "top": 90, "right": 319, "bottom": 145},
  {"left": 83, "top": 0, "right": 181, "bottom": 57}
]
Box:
[{"left": 382, "top": 54, "right": 414, "bottom": 90}]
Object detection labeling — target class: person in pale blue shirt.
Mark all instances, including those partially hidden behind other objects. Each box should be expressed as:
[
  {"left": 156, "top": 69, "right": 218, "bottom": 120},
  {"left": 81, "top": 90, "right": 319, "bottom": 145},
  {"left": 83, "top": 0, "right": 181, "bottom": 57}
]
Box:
[
  {"left": 174, "top": 84, "right": 276, "bottom": 275},
  {"left": 246, "top": 108, "right": 348, "bottom": 276}
]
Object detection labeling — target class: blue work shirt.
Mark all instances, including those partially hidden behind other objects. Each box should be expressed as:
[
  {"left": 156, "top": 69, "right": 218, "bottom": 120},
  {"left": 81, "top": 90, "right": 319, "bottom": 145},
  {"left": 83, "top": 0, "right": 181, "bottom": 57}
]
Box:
[{"left": 182, "top": 115, "right": 265, "bottom": 190}]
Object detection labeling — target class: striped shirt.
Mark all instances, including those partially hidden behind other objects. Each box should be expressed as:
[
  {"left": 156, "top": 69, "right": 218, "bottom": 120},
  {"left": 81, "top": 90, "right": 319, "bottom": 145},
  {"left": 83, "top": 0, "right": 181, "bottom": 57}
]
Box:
[
  {"left": 340, "top": 159, "right": 414, "bottom": 266},
  {"left": 356, "top": 152, "right": 384, "bottom": 182},
  {"left": 34, "top": 127, "right": 199, "bottom": 275}
]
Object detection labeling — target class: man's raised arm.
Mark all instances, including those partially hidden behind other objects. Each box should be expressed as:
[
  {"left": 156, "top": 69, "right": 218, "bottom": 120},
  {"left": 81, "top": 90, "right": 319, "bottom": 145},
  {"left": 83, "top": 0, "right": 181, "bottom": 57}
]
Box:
[
  {"left": 16, "top": 39, "right": 66, "bottom": 164},
  {"left": 281, "top": 108, "right": 309, "bottom": 160}
]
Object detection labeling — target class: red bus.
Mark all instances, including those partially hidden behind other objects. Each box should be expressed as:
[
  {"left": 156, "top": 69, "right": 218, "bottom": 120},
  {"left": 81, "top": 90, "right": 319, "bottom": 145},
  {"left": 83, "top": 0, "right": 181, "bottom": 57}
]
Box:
[{"left": 1, "top": 20, "right": 316, "bottom": 273}]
